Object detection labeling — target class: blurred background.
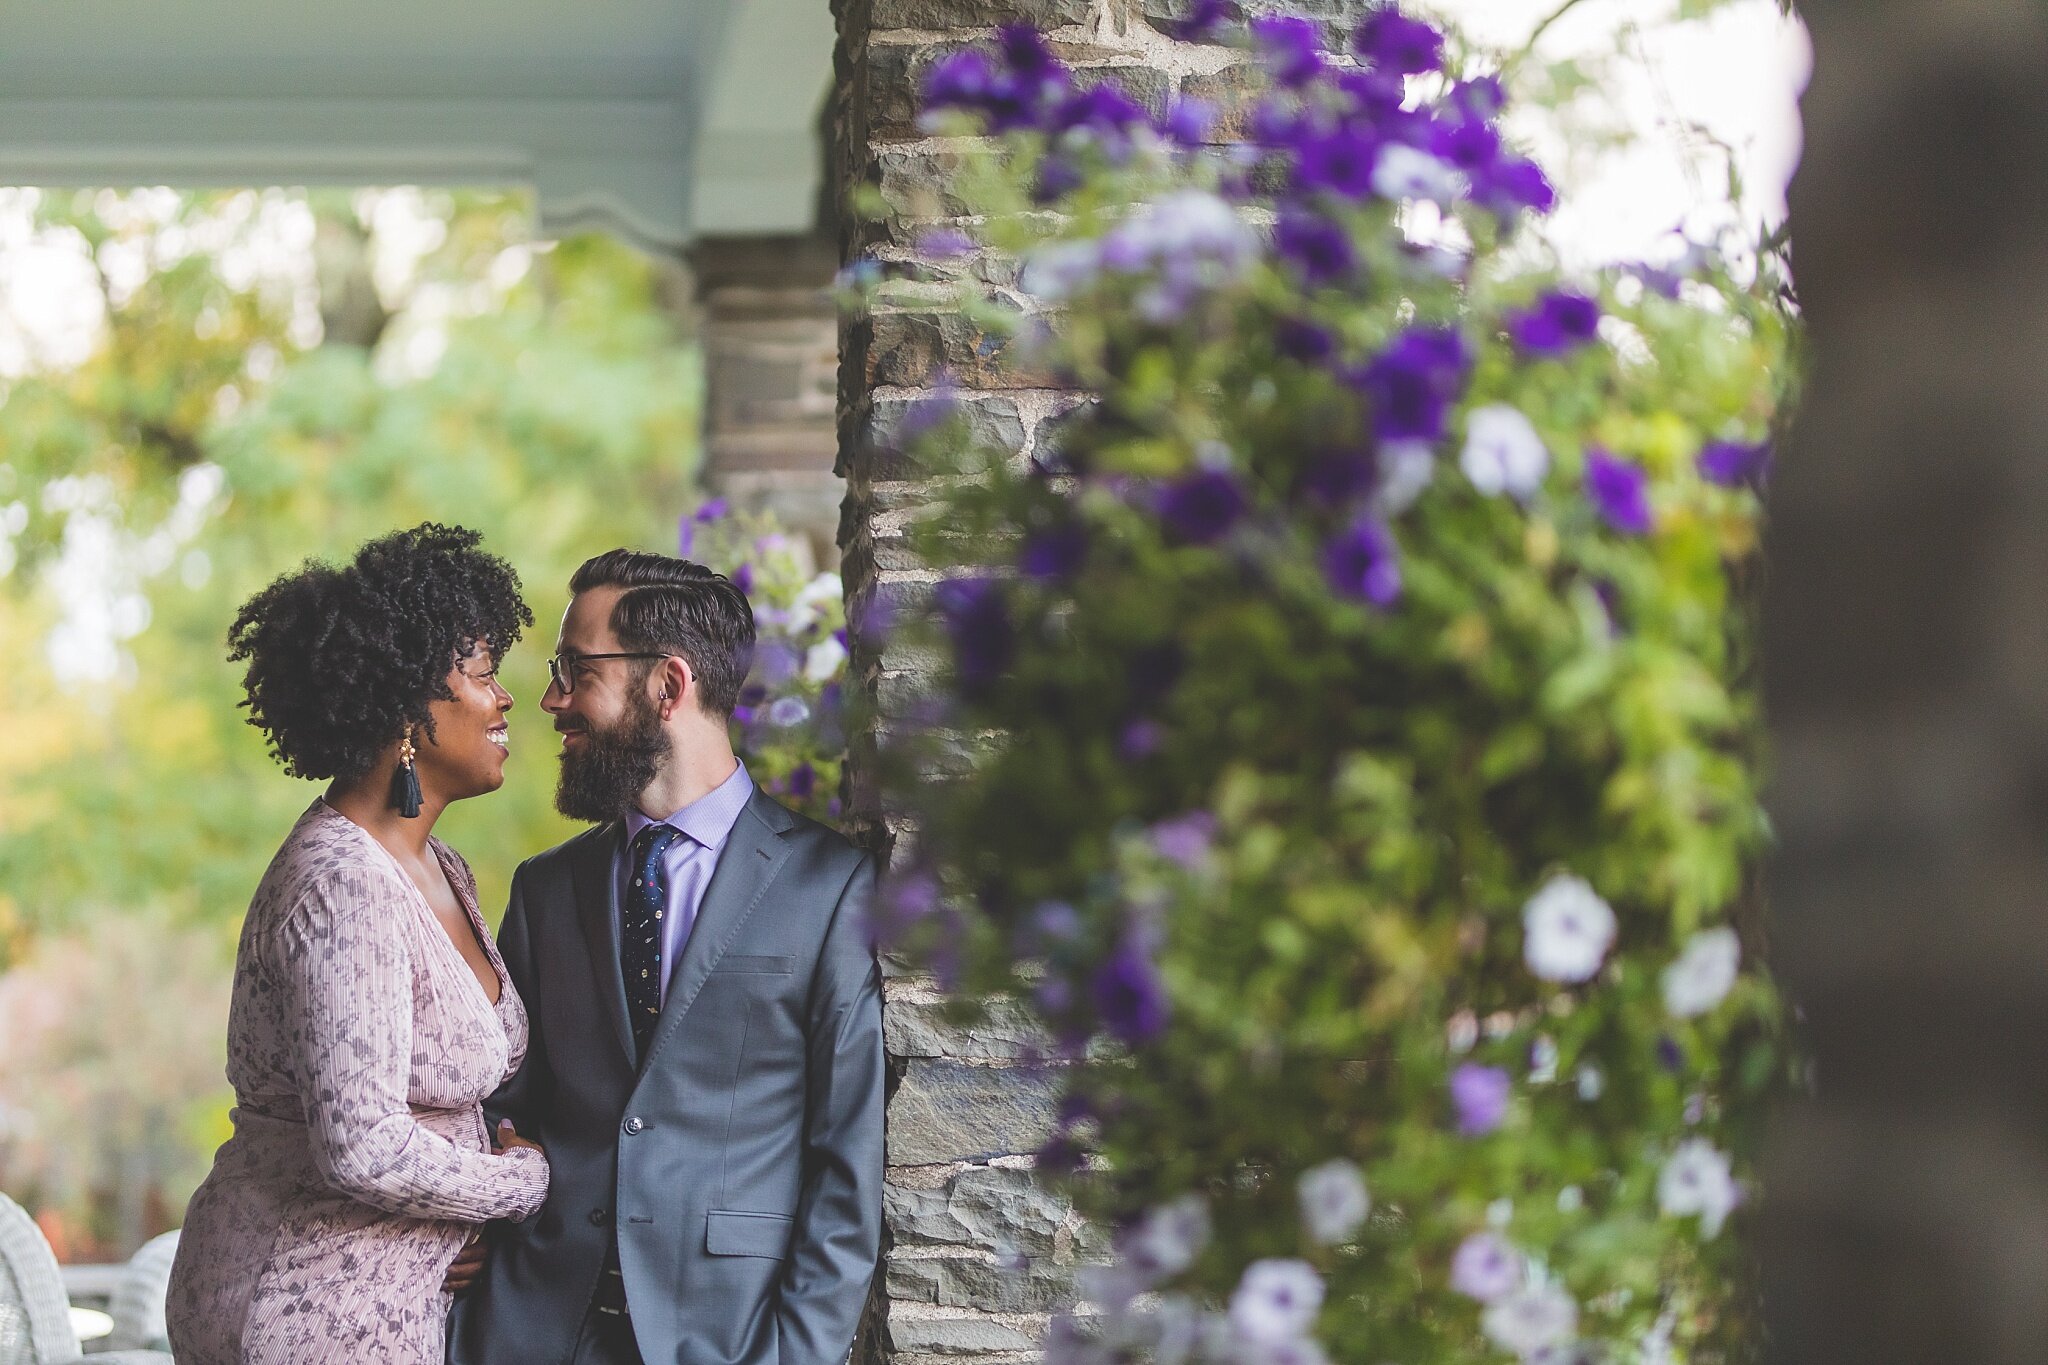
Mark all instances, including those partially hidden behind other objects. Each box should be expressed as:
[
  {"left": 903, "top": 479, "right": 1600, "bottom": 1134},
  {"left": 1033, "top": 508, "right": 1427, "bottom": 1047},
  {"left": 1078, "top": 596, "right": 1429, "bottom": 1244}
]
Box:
[{"left": 0, "top": 189, "right": 699, "bottom": 1259}]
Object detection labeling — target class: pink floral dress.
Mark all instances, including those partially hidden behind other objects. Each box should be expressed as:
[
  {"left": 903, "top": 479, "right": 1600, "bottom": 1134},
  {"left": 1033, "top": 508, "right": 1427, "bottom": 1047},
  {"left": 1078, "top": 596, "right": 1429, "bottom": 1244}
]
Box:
[{"left": 166, "top": 800, "right": 549, "bottom": 1364}]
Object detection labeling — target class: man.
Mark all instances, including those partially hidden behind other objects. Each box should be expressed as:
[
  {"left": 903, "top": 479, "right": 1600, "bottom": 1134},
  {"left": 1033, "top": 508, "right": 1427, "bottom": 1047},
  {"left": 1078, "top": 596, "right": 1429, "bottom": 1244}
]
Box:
[{"left": 449, "top": 549, "right": 884, "bottom": 1365}]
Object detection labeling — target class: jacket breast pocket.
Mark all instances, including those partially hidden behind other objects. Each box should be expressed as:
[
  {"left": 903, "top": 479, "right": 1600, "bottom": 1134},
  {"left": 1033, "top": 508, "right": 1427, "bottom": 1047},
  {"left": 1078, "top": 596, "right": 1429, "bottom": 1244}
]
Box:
[
  {"left": 711, "top": 955, "right": 794, "bottom": 975},
  {"left": 705, "top": 1209, "right": 794, "bottom": 1259}
]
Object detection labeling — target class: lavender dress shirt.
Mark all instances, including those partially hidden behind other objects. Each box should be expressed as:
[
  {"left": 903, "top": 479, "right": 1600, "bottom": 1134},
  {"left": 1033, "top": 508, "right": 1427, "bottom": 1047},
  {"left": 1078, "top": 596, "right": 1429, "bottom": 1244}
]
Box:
[{"left": 617, "top": 759, "right": 754, "bottom": 1004}]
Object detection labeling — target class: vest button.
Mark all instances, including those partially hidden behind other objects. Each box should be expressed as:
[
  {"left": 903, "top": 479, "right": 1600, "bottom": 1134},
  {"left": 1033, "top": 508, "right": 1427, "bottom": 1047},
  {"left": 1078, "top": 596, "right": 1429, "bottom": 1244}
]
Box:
[
  {"left": 589, "top": 1208, "right": 609, "bottom": 1226},
  {"left": 624, "top": 1116, "right": 646, "bottom": 1135}
]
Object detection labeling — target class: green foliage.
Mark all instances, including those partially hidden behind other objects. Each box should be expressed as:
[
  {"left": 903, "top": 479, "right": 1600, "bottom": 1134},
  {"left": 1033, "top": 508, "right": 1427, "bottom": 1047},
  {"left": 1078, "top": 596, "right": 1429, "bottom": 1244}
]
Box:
[
  {"left": 0, "top": 188, "right": 701, "bottom": 1252},
  {"left": 0, "top": 189, "right": 699, "bottom": 942},
  {"left": 863, "top": 12, "right": 1797, "bottom": 1365}
]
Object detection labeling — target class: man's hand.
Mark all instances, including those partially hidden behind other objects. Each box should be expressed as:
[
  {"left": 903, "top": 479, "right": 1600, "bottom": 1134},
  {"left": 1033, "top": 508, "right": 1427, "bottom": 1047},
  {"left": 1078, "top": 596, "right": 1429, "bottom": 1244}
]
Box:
[{"left": 446, "top": 1229, "right": 490, "bottom": 1294}]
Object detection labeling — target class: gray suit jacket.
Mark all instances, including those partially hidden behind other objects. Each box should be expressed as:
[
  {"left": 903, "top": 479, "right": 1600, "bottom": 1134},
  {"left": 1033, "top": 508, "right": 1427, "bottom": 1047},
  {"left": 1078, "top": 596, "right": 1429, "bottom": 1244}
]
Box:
[{"left": 449, "top": 787, "right": 883, "bottom": 1365}]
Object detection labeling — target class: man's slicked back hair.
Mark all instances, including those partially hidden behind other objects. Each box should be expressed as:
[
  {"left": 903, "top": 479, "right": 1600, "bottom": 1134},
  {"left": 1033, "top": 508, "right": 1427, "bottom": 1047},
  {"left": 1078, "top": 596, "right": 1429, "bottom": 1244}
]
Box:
[{"left": 569, "top": 550, "right": 756, "bottom": 719}]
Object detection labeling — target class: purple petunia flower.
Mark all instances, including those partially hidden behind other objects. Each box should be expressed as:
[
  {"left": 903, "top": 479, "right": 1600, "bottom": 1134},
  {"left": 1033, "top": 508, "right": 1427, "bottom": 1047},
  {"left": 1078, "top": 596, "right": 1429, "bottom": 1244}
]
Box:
[
  {"left": 732, "top": 563, "right": 755, "bottom": 595},
  {"left": 1585, "top": 448, "right": 1653, "bottom": 535},
  {"left": 1167, "top": 0, "right": 1231, "bottom": 40},
  {"left": 998, "top": 22, "right": 1062, "bottom": 83},
  {"left": 1322, "top": 517, "right": 1402, "bottom": 606},
  {"left": 916, "top": 227, "right": 975, "bottom": 259},
  {"left": 1051, "top": 83, "right": 1150, "bottom": 155},
  {"left": 1293, "top": 128, "right": 1382, "bottom": 199},
  {"left": 1094, "top": 936, "right": 1171, "bottom": 1044},
  {"left": 1274, "top": 207, "right": 1355, "bottom": 286},
  {"left": 1697, "top": 438, "right": 1772, "bottom": 489},
  {"left": 1451, "top": 1063, "right": 1511, "bottom": 1135},
  {"left": 1353, "top": 9, "right": 1444, "bottom": 76},
  {"left": 869, "top": 867, "right": 942, "bottom": 950},
  {"left": 1157, "top": 469, "right": 1248, "bottom": 545},
  {"left": 1119, "top": 719, "right": 1165, "bottom": 758},
  {"left": 752, "top": 638, "right": 801, "bottom": 686},
  {"left": 1150, "top": 810, "right": 1217, "bottom": 868},
  {"left": 1020, "top": 520, "right": 1090, "bottom": 581},
  {"left": 1159, "top": 95, "right": 1217, "bottom": 145},
  {"left": 787, "top": 762, "right": 817, "bottom": 799},
  {"left": 1474, "top": 156, "right": 1557, "bottom": 221},
  {"left": 1034, "top": 153, "right": 1086, "bottom": 204},
  {"left": 1295, "top": 448, "right": 1376, "bottom": 507},
  {"left": 933, "top": 576, "right": 1014, "bottom": 693},
  {"left": 923, "top": 49, "right": 998, "bottom": 114},
  {"left": 1657, "top": 1035, "right": 1686, "bottom": 1072},
  {"left": 1509, "top": 289, "right": 1602, "bottom": 357},
  {"left": 1451, "top": 75, "right": 1507, "bottom": 120},
  {"left": 1336, "top": 67, "right": 1407, "bottom": 121},
  {"left": 1356, "top": 326, "right": 1471, "bottom": 443},
  {"left": 1251, "top": 16, "right": 1324, "bottom": 88},
  {"left": 1430, "top": 116, "right": 1503, "bottom": 174},
  {"left": 1274, "top": 317, "right": 1335, "bottom": 364}
]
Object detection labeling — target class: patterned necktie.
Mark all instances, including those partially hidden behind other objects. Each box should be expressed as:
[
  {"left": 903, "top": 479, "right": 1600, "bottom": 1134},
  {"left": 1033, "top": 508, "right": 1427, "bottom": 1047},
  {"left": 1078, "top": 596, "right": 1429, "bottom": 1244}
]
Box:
[{"left": 625, "top": 824, "right": 686, "bottom": 1058}]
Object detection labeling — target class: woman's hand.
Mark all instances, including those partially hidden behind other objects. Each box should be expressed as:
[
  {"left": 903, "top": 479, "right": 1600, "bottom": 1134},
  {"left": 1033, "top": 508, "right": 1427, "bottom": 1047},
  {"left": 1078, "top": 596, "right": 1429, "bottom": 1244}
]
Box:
[
  {"left": 444, "top": 1228, "right": 489, "bottom": 1294},
  {"left": 495, "top": 1118, "right": 543, "bottom": 1156}
]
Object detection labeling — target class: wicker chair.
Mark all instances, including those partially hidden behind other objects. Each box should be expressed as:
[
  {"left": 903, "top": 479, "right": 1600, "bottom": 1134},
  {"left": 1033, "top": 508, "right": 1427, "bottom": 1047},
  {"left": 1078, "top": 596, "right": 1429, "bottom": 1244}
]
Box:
[
  {"left": 0, "top": 1195, "right": 172, "bottom": 1364},
  {"left": 104, "top": 1232, "right": 178, "bottom": 1354}
]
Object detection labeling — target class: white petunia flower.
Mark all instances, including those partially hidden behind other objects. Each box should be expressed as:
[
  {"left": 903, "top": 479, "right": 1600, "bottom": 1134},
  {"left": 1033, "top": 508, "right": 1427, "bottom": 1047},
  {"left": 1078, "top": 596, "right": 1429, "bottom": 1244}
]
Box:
[
  {"left": 1449, "top": 1231, "right": 1522, "bottom": 1302},
  {"left": 1122, "top": 1194, "right": 1211, "bottom": 1282},
  {"left": 1461, "top": 405, "right": 1550, "bottom": 499},
  {"left": 1374, "top": 439, "right": 1436, "bottom": 515},
  {"left": 1662, "top": 926, "right": 1741, "bottom": 1018},
  {"left": 1482, "top": 1284, "right": 1579, "bottom": 1358},
  {"left": 1658, "top": 1138, "right": 1738, "bottom": 1236},
  {"left": 1145, "top": 1295, "right": 1202, "bottom": 1365},
  {"left": 1522, "top": 875, "right": 1618, "bottom": 983},
  {"left": 1372, "top": 144, "right": 1463, "bottom": 205},
  {"left": 1297, "top": 1159, "right": 1371, "bottom": 1245},
  {"left": 1228, "top": 1259, "right": 1325, "bottom": 1344},
  {"left": 804, "top": 634, "right": 848, "bottom": 684},
  {"left": 765, "top": 696, "right": 811, "bottom": 727}
]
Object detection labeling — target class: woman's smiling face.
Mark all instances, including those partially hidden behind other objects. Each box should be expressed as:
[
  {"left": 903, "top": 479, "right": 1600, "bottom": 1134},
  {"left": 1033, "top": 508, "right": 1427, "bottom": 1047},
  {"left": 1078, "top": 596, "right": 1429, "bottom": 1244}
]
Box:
[{"left": 417, "top": 640, "right": 515, "bottom": 803}]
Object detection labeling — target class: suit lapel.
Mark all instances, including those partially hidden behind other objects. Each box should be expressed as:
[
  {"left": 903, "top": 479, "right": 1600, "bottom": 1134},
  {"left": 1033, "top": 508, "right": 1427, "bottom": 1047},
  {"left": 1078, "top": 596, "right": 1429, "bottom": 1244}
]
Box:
[
  {"left": 639, "top": 789, "right": 794, "bottom": 1073},
  {"left": 572, "top": 821, "right": 637, "bottom": 1067}
]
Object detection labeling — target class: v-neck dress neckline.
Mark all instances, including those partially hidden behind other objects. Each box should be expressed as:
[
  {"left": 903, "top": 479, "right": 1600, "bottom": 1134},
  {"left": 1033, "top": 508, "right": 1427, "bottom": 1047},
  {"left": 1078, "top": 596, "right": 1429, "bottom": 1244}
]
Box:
[{"left": 315, "top": 798, "right": 509, "bottom": 1011}]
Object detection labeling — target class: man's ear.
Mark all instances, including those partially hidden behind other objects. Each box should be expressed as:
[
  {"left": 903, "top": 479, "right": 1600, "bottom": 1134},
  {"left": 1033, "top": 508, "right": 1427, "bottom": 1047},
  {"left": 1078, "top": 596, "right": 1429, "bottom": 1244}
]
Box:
[{"left": 656, "top": 654, "right": 695, "bottom": 715}]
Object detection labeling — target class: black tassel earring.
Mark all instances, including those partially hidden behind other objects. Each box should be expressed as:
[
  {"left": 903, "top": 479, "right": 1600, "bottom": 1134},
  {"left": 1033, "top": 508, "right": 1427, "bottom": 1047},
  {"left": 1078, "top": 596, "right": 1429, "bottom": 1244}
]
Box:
[{"left": 391, "top": 728, "right": 423, "bottom": 819}]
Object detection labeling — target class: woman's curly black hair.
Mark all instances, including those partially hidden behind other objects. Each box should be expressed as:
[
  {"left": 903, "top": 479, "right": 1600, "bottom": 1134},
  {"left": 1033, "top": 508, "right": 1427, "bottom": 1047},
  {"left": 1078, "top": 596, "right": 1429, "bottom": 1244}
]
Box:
[{"left": 227, "top": 523, "right": 534, "bottom": 783}]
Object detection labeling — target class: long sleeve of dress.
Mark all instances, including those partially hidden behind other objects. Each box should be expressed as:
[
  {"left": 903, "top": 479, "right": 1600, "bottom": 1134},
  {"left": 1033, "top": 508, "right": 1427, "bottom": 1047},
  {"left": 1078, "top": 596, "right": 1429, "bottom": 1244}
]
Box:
[{"left": 274, "top": 871, "right": 549, "bottom": 1223}]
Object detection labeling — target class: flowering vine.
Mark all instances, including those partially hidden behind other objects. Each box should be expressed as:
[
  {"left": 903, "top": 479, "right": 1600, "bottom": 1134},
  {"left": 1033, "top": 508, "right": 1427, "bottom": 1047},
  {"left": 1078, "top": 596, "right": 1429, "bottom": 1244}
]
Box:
[
  {"left": 851, "top": 7, "right": 1794, "bottom": 1362},
  {"left": 680, "top": 501, "right": 848, "bottom": 824}
]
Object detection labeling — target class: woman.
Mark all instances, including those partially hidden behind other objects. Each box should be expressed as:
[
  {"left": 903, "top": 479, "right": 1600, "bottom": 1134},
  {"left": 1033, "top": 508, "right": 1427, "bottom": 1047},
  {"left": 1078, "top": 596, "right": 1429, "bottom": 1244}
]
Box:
[{"left": 167, "top": 523, "right": 549, "bottom": 1364}]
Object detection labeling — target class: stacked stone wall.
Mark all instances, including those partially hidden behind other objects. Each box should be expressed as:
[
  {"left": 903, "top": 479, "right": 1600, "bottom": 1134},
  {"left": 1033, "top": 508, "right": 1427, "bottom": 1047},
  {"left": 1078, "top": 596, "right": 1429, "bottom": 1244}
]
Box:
[
  {"left": 691, "top": 233, "right": 844, "bottom": 566},
  {"left": 827, "top": 2, "right": 1361, "bottom": 1357}
]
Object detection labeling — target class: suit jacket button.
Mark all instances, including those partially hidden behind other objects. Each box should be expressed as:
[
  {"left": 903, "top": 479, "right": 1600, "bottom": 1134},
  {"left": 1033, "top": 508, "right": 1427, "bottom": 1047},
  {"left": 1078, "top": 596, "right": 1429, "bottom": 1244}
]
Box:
[
  {"left": 624, "top": 1116, "right": 646, "bottom": 1135},
  {"left": 589, "top": 1208, "right": 610, "bottom": 1226}
]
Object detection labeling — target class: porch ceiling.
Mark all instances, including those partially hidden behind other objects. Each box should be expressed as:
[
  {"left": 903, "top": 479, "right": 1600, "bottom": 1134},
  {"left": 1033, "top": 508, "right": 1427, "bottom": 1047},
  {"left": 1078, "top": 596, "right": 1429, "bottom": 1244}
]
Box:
[{"left": 0, "top": 0, "right": 834, "bottom": 249}]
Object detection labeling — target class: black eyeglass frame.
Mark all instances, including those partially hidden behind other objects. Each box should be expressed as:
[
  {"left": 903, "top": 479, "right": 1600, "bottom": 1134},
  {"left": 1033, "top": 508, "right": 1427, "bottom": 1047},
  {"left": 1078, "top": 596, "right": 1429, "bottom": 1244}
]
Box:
[{"left": 546, "top": 651, "right": 673, "bottom": 695}]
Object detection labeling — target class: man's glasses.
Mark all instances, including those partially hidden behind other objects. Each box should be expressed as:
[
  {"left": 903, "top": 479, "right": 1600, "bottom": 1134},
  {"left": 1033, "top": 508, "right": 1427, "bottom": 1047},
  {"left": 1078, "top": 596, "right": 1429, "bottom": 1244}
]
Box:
[{"left": 546, "top": 652, "right": 671, "bottom": 695}]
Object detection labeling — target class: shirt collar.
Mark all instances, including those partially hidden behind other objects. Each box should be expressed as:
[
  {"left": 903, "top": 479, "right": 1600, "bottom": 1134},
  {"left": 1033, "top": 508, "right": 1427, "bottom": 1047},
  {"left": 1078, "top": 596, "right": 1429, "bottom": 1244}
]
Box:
[{"left": 626, "top": 760, "right": 754, "bottom": 851}]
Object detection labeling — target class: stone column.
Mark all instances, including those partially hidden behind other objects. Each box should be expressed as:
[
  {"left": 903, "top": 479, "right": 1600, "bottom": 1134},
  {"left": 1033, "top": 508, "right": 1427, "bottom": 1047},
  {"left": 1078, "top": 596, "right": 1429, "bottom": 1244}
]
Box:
[
  {"left": 1762, "top": 5, "right": 2048, "bottom": 1363},
  {"left": 690, "top": 233, "right": 844, "bottom": 567},
  {"left": 830, "top": 2, "right": 1258, "bottom": 1361}
]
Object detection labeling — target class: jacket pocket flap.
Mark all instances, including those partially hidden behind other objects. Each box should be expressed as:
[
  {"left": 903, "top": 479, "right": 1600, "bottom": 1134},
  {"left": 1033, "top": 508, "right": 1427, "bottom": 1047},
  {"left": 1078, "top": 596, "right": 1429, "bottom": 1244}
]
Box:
[
  {"left": 711, "top": 955, "right": 795, "bottom": 975},
  {"left": 705, "top": 1210, "right": 794, "bottom": 1258}
]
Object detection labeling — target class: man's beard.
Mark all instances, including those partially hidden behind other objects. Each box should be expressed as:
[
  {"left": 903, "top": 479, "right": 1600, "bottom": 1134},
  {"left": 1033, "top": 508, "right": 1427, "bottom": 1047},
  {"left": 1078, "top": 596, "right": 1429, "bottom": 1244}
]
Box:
[{"left": 554, "top": 692, "right": 671, "bottom": 823}]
